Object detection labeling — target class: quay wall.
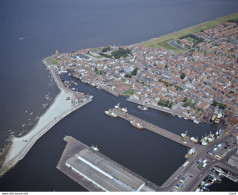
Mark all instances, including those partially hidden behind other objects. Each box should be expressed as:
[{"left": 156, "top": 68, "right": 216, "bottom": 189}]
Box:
[{"left": 57, "top": 136, "right": 161, "bottom": 191}]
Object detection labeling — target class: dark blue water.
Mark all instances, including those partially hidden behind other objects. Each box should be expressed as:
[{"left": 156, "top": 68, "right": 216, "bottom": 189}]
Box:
[{"left": 0, "top": 0, "right": 238, "bottom": 191}]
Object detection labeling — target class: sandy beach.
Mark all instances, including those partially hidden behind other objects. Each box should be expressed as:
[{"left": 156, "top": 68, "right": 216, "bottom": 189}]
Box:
[
  {"left": 1, "top": 57, "right": 92, "bottom": 171},
  {"left": 4, "top": 90, "right": 74, "bottom": 165}
]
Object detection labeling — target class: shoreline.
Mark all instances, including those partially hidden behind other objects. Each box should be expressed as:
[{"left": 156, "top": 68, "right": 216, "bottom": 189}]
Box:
[
  {"left": 70, "top": 73, "right": 205, "bottom": 125},
  {"left": 138, "top": 12, "right": 238, "bottom": 51},
  {"left": 0, "top": 56, "right": 92, "bottom": 177}
]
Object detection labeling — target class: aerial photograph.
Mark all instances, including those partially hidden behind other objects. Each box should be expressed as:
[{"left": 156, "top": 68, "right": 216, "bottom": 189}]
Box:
[{"left": 0, "top": 0, "right": 238, "bottom": 193}]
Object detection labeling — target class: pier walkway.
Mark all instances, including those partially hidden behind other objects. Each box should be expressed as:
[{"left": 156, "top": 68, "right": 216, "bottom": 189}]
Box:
[{"left": 111, "top": 108, "right": 198, "bottom": 149}]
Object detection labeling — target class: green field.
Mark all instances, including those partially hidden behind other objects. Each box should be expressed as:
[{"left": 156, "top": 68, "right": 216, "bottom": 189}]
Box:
[
  {"left": 141, "top": 12, "right": 238, "bottom": 52},
  {"left": 122, "top": 89, "right": 134, "bottom": 96}
]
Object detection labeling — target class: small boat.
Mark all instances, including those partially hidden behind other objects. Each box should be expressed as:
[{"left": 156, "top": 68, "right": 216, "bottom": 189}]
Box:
[
  {"left": 89, "top": 82, "right": 96, "bottom": 87},
  {"left": 71, "top": 81, "right": 78, "bottom": 86},
  {"left": 115, "top": 103, "right": 120, "bottom": 109},
  {"left": 204, "top": 181, "right": 214, "bottom": 187},
  {"left": 207, "top": 137, "right": 214, "bottom": 143},
  {"left": 190, "top": 137, "right": 198, "bottom": 143},
  {"left": 138, "top": 105, "right": 148, "bottom": 111},
  {"left": 181, "top": 131, "right": 188, "bottom": 138},
  {"left": 209, "top": 132, "right": 215, "bottom": 138},
  {"left": 194, "top": 120, "right": 199, "bottom": 124},
  {"left": 130, "top": 120, "right": 143, "bottom": 129},
  {"left": 105, "top": 110, "right": 117, "bottom": 117},
  {"left": 121, "top": 107, "right": 128, "bottom": 113},
  {"left": 91, "top": 145, "right": 99, "bottom": 152}
]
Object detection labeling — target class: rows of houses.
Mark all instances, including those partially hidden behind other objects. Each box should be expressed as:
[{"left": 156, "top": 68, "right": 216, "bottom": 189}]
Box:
[{"left": 53, "top": 21, "right": 238, "bottom": 125}]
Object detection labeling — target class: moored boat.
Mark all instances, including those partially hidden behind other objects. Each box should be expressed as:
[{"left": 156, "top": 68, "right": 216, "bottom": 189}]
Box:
[
  {"left": 138, "top": 105, "right": 148, "bottom": 111},
  {"left": 181, "top": 131, "right": 188, "bottom": 138},
  {"left": 130, "top": 120, "right": 143, "bottom": 129},
  {"left": 115, "top": 103, "right": 120, "bottom": 109},
  {"left": 105, "top": 110, "right": 117, "bottom": 117},
  {"left": 91, "top": 145, "right": 99, "bottom": 152},
  {"left": 190, "top": 137, "right": 198, "bottom": 143},
  {"left": 194, "top": 120, "right": 199, "bottom": 124},
  {"left": 121, "top": 107, "right": 128, "bottom": 113}
]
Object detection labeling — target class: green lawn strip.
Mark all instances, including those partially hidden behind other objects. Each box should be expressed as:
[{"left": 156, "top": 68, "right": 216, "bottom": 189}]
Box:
[
  {"left": 141, "top": 12, "right": 238, "bottom": 51},
  {"left": 122, "top": 89, "right": 134, "bottom": 96}
]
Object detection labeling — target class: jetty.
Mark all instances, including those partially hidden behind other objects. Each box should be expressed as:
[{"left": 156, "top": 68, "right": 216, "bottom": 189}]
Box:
[
  {"left": 111, "top": 108, "right": 198, "bottom": 149},
  {"left": 57, "top": 136, "right": 160, "bottom": 192},
  {"left": 0, "top": 56, "right": 93, "bottom": 176}
]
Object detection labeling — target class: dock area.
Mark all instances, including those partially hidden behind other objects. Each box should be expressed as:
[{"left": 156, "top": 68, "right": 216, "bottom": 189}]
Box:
[
  {"left": 57, "top": 136, "right": 160, "bottom": 192},
  {"left": 96, "top": 84, "right": 119, "bottom": 97},
  {"left": 111, "top": 108, "right": 198, "bottom": 149}
]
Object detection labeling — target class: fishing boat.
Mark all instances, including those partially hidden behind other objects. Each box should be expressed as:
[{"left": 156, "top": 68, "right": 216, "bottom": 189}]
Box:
[
  {"left": 115, "top": 103, "right": 120, "bottom": 109},
  {"left": 130, "top": 120, "right": 143, "bottom": 129},
  {"left": 138, "top": 105, "right": 148, "bottom": 111},
  {"left": 121, "top": 107, "right": 128, "bottom": 113},
  {"left": 194, "top": 120, "right": 199, "bottom": 124},
  {"left": 181, "top": 131, "right": 188, "bottom": 138},
  {"left": 190, "top": 137, "right": 198, "bottom": 143},
  {"left": 91, "top": 145, "right": 99, "bottom": 152},
  {"left": 105, "top": 110, "right": 117, "bottom": 117}
]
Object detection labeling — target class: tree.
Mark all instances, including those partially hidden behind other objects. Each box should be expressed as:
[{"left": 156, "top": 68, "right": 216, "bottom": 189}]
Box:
[
  {"left": 183, "top": 97, "right": 188, "bottom": 102},
  {"left": 180, "top": 72, "right": 186, "bottom": 79},
  {"left": 219, "top": 103, "right": 227, "bottom": 110},
  {"left": 102, "top": 46, "right": 111, "bottom": 52},
  {"left": 131, "top": 67, "right": 138, "bottom": 76},
  {"left": 111, "top": 48, "right": 131, "bottom": 59},
  {"left": 212, "top": 100, "right": 218, "bottom": 106}
]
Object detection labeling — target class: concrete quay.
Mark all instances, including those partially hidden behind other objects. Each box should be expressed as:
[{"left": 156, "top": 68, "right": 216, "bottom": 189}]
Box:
[
  {"left": 111, "top": 108, "right": 199, "bottom": 149},
  {"left": 127, "top": 98, "right": 201, "bottom": 123},
  {"left": 57, "top": 136, "right": 160, "bottom": 192},
  {"left": 96, "top": 84, "right": 119, "bottom": 97}
]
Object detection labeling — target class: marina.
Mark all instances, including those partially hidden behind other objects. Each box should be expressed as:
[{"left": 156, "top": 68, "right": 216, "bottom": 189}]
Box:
[
  {"left": 196, "top": 165, "right": 238, "bottom": 191},
  {"left": 111, "top": 108, "right": 198, "bottom": 149}
]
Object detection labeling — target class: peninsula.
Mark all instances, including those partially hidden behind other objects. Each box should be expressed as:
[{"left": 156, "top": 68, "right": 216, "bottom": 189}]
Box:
[{"left": 0, "top": 57, "right": 93, "bottom": 176}]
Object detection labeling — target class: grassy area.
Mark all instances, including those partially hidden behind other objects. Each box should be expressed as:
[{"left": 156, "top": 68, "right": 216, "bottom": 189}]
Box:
[
  {"left": 122, "top": 89, "right": 134, "bottom": 96},
  {"left": 46, "top": 56, "right": 58, "bottom": 65},
  {"left": 157, "top": 39, "right": 185, "bottom": 53},
  {"left": 90, "top": 47, "right": 100, "bottom": 52},
  {"left": 185, "top": 37, "right": 194, "bottom": 43},
  {"left": 87, "top": 53, "right": 103, "bottom": 58},
  {"left": 141, "top": 12, "right": 238, "bottom": 52}
]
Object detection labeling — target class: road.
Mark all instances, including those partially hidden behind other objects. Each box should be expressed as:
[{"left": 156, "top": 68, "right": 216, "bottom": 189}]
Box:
[
  {"left": 109, "top": 108, "right": 238, "bottom": 191},
  {"left": 160, "top": 125, "right": 238, "bottom": 191}
]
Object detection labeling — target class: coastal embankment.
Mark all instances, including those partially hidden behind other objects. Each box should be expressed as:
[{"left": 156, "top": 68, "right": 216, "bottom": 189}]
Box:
[
  {"left": 139, "top": 12, "right": 238, "bottom": 52},
  {"left": 0, "top": 56, "right": 92, "bottom": 177}
]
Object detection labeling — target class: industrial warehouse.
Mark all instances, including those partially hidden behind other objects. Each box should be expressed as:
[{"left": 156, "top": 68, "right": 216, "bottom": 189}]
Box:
[{"left": 57, "top": 136, "right": 159, "bottom": 192}]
